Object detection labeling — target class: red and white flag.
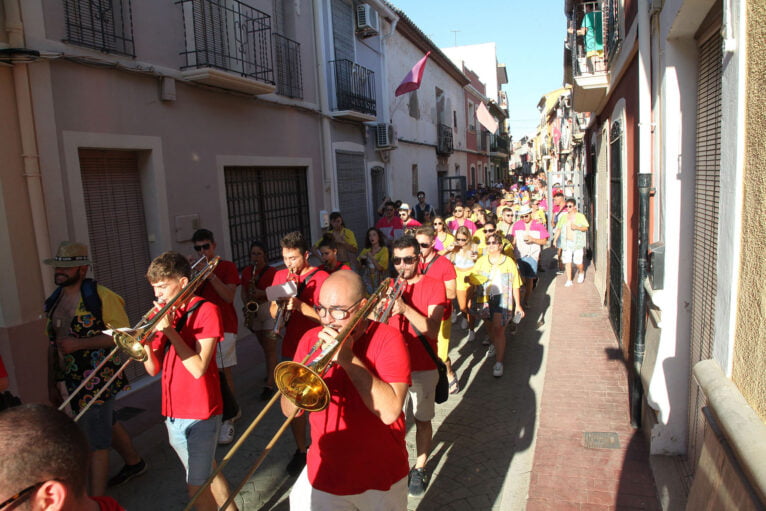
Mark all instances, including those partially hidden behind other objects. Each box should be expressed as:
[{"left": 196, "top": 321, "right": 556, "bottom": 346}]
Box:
[
  {"left": 395, "top": 51, "right": 431, "bottom": 96},
  {"left": 477, "top": 102, "right": 498, "bottom": 133}
]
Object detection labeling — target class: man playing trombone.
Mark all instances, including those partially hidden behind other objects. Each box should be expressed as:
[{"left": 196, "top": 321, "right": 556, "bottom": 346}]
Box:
[
  {"left": 43, "top": 241, "right": 145, "bottom": 496},
  {"left": 141, "top": 252, "right": 236, "bottom": 511},
  {"left": 282, "top": 270, "right": 411, "bottom": 509}
]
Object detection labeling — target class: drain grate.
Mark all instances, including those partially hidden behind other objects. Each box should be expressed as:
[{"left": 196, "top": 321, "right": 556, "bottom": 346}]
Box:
[
  {"left": 583, "top": 431, "right": 621, "bottom": 449},
  {"left": 114, "top": 406, "right": 146, "bottom": 422}
]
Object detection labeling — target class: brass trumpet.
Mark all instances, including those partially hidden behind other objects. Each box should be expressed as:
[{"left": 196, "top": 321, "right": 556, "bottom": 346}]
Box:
[
  {"left": 267, "top": 268, "right": 297, "bottom": 340},
  {"left": 186, "top": 278, "right": 393, "bottom": 511},
  {"left": 373, "top": 272, "right": 407, "bottom": 323},
  {"left": 59, "top": 256, "right": 219, "bottom": 421}
]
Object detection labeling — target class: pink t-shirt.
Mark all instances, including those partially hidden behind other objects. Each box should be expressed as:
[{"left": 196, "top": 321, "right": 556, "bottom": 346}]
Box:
[{"left": 511, "top": 219, "right": 550, "bottom": 260}]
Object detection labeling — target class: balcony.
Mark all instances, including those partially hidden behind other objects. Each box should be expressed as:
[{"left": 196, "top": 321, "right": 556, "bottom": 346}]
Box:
[
  {"left": 63, "top": 0, "right": 135, "bottom": 56},
  {"left": 330, "top": 59, "right": 376, "bottom": 121},
  {"left": 568, "top": 1, "right": 608, "bottom": 112},
  {"left": 273, "top": 33, "right": 302, "bottom": 99},
  {"left": 178, "top": 0, "right": 276, "bottom": 95},
  {"left": 490, "top": 134, "right": 509, "bottom": 156},
  {"left": 436, "top": 124, "right": 453, "bottom": 156}
]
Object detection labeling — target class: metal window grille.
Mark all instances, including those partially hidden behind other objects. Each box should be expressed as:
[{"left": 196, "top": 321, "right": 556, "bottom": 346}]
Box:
[
  {"left": 605, "top": 0, "right": 622, "bottom": 62},
  {"left": 608, "top": 120, "right": 623, "bottom": 342},
  {"left": 179, "top": 0, "right": 274, "bottom": 84},
  {"left": 224, "top": 166, "right": 311, "bottom": 269},
  {"left": 63, "top": 0, "right": 135, "bottom": 56},
  {"left": 568, "top": 1, "right": 605, "bottom": 76},
  {"left": 437, "top": 123, "right": 454, "bottom": 155},
  {"left": 330, "top": 59, "right": 376, "bottom": 115},
  {"left": 272, "top": 33, "right": 303, "bottom": 98}
]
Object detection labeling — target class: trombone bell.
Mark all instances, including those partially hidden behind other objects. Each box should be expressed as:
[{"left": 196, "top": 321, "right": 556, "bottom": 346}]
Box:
[
  {"left": 274, "top": 361, "right": 330, "bottom": 412},
  {"left": 112, "top": 330, "right": 149, "bottom": 362}
]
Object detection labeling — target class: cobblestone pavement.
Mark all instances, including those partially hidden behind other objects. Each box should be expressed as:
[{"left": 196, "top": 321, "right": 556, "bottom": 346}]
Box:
[{"left": 106, "top": 249, "right": 658, "bottom": 510}]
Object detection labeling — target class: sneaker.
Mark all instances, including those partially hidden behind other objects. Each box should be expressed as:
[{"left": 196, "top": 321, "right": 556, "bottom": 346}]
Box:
[
  {"left": 286, "top": 450, "right": 307, "bottom": 476},
  {"left": 482, "top": 337, "right": 491, "bottom": 346},
  {"left": 459, "top": 316, "right": 468, "bottom": 330},
  {"left": 492, "top": 362, "right": 504, "bottom": 377},
  {"left": 487, "top": 344, "right": 496, "bottom": 358},
  {"left": 218, "top": 421, "right": 235, "bottom": 445},
  {"left": 564, "top": 280, "right": 573, "bottom": 287},
  {"left": 450, "top": 308, "right": 457, "bottom": 323},
  {"left": 468, "top": 330, "right": 476, "bottom": 342},
  {"left": 260, "top": 386, "right": 276, "bottom": 401},
  {"left": 556, "top": 269, "right": 564, "bottom": 275},
  {"left": 577, "top": 273, "right": 585, "bottom": 284},
  {"left": 408, "top": 467, "right": 428, "bottom": 496},
  {"left": 108, "top": 458, "right": 148, "bottom": 487}
]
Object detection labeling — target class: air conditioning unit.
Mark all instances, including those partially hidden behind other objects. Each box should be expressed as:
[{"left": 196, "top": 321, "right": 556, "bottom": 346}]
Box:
[
  {"left": 356, "top": 4, "right": 379, "bottom": 35},
  {"left": 375, "top": 123, "right": 397, "bottom": 149}
]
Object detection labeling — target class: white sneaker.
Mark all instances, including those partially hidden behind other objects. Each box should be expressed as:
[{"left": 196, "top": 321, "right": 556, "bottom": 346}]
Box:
[
  {"left": 577, "top": 273, "right": 585, "bottom": 284},
  {"left": 468, "top": 330, "right": 476, "bottom": 342},
  {"left": 218, "top": 421, "right": 235, "bottom": 445},
  {"left": 492, "top": 362, "right": 504, "bottom": 377},
  {"left": 487, "top": 344, "right": 496, "bottom": 357},
  {"left": 564, "top": 280, "right": 573, "bottom": 287}
]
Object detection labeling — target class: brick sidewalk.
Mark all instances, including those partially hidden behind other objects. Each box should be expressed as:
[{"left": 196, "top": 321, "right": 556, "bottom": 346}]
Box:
[{"left": 525, "top": 267, "right": 660, "bottom": 510}]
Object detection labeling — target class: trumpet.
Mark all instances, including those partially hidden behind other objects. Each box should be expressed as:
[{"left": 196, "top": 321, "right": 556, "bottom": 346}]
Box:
[
  {"left": 59, "top": 256, "right": 219, "bottom": 421},
  {"left": 373, "top": 272, "right": 407, "bottom": 323},
  {"left": 267, "top": 268, "right": 297, "bottom": 341},
  {"left": 186, "top": 278, "right": 393, "bottom": 511}
]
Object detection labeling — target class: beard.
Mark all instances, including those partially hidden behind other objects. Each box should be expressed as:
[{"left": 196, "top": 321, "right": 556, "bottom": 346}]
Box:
[{"left": 54, "top": 271, "right": 82, "bottom": 287}]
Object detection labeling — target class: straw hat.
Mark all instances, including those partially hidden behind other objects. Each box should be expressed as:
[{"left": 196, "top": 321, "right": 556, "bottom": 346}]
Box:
[{"left": 43, "top": 241, "right": 92, "bottom": 267}]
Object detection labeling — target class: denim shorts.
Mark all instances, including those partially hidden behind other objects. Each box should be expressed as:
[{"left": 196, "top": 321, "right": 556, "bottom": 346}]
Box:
[
  {"left": 78, "top": 398, "right": 114, "bottom": 450},
  {"left": 166, "top": 415, "right": 222, "bottom": 486}
]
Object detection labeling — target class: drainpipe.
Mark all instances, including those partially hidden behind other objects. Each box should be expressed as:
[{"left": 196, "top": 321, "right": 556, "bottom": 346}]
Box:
[
  {"left": 631, "top": 0, "right": 652, "bottom": 428},
  {"left": 5, "top": 0, "right": 53, "bottom": 296},
  {"left": 312, "top": 0, "right": 336, "bottom": 212}
]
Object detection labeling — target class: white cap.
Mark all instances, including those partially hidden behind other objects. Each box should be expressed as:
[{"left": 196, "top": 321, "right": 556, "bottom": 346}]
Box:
[{"left": 399, "top": 203, "right": 411, "bottom": 211}]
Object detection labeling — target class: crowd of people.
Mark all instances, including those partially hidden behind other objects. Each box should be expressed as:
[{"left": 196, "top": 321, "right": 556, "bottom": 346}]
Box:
[{"left": 0, "top": 170, "right": 590, "bottom": 511}]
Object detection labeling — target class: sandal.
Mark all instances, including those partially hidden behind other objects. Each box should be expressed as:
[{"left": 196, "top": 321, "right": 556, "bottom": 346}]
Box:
[{"left": 449, "top": 377, "right": 460, "bottom": 394}]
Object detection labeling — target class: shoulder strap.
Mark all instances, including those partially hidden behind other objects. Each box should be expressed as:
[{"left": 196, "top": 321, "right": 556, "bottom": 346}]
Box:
[
  {"left": 81, "top": 278, "right": 103, "bottom": 324},
  {"left": 297, "top": 268, "right": 320, "bottom": 296},
  {"left": 411, "top": 324, "right": 442, "bottom": 366},
  {"left": 422, "top": 254, "right": 441, "bottom": 275},
  {"left": 175, "top": 299, "right": 207, "bottom": 333}
]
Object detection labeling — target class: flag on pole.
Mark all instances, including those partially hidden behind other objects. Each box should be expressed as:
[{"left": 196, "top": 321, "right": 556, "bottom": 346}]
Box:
[
  {"left": 476, "top": 102, "right": 499, "bottom": 133},
  {"left": 395, "top": 51, "right": 431, "bottom": 96}
]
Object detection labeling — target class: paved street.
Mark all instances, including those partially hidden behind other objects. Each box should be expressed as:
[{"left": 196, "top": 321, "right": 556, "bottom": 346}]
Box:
[{"left": 106, "top": 249, "right": 659, "bottom": 510}]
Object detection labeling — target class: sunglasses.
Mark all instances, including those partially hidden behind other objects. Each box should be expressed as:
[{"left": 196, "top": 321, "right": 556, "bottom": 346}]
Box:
[
  {"left": 314, "top": 298, "right": 363, "bottom": 321},
  {"left": 433, "top": 222, "right": 443, "bottom": 225},
  {"left": 392, "top": 255, "right": 418, "bottom": 265},
  {"left": 484, "top": 229, "right": 496, "bottom": 233},
  {"left": 193, "top": 243, "right": 211, "bottom": 251},
  {"left": 566, "top": 204, "right": 575, "bottom": 208},
  {"left": 418, "top": 242, "right": 431, "bottom": 249},
  {"left": 0, "top": 481, "right": 47, "bottom": 509},
  {"left": 522, "top": 214, "right": 530, "bottom": 218},
  {"left": 456, "top": 238, "right": 468, "bottom": 242},
  {"left": 486, "top": 241, "right": 501, "bottom": 245}
]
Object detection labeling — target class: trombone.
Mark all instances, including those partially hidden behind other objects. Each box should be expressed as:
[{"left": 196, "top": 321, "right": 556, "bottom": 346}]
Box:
[
  {"left": 58, "top": 256, "right": 219, "bottom": 421},
  {"left": 186, "top": 277, "right": 395, "bottom": 511}
]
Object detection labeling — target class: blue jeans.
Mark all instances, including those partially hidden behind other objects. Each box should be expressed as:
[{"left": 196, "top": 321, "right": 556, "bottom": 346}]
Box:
[{"left": 166, "top": 415, "right": 222, "bottom": 485}]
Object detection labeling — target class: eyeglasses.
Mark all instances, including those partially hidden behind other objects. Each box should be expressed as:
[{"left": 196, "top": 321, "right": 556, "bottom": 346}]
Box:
[
  {"left": 566, "top": 204, "right": 575, "bottom": 209},
  {"left": 484, "top": 229, "right": 496, "bottom": 233},
  {"left": 418, "top": 242, "right": 431, "bottom": 249},
  {"left": 486, "top": 241, "right": 501, "bottom": 245},
  {"left": 0, "top": 481, "right": 46, "bottom": 509},
  {"left": 456, "top": 238, "right": 468, "bottom": 242},
  {"left": 392, "top": 255, "right": 418, "bottom": 265},
  {"left": 193, "top": 243, "right": 211, "bottom": 251},
  {"left": 313, "top": 298, "right": 363, "bottom": 320}
]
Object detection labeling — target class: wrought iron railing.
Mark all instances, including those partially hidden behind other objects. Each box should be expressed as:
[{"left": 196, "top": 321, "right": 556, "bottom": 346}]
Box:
[
  {"left": 178, "top": 0, "right": 274, "bottom": 84},
  {"left": 568, "top": 1, "right": 606, "bottom": 77},
  {"left": 273, "top": 33, "right": 302, "bottom": 98},
  {"left": 63, "top": 0, "right": 135, "bottom": 56},
  {"left": 437, "top": 123, "right": 454, "bottom": 155},
  {"left": 330, "top": 59, "right": 376, "bottom": 115},
  {"left": 490, "top": 134, "right": 509, "bottom": 153},
  {"left": 605, "top": 0, "right": 621, "bottom": 63}
]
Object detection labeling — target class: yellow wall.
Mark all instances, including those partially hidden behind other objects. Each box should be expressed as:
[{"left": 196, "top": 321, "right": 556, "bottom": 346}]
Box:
[{"left": 732, "top": 1, "right": 766, "bottom": 421}]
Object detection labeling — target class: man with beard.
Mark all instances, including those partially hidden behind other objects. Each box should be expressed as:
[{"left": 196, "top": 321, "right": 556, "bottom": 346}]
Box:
[{"left": 43, "top": 242, "right": 145, "bottom": 496}]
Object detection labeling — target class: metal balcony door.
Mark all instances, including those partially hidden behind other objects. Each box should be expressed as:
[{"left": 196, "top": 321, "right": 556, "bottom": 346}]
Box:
[
  {"left": 608, "top": 120, "right": 623, "bottom": 343},
  {"left": 438, "top": 174, "right": 466, "bottom": 215},
  {"left": 336, "top": 152, "right": 369, "bottom": 250},
  {"left": 80, "top": 149, "right": 153, "bottom": 383}
]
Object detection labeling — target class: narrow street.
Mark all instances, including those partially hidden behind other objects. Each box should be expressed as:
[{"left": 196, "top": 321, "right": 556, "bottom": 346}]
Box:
[{"left": 106, "top": 249, "right": 658, "bottom": 510}]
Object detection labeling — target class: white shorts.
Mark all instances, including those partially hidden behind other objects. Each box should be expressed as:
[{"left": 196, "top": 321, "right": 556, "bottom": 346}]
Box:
[
  {"left": 406, "top": 369, "right": 438, "bottom": 422},
  {"left": 216, "top": 332, "right": 237, "bottom": 368},
  {"left": 561, "top": 247, "right": 584, "bottom": 265},
  {"left": 289, "top": 466, "right": 407, "bottom": 511},
  {"left": 247, "top": 302, "right": 275, "bottom": 332}
]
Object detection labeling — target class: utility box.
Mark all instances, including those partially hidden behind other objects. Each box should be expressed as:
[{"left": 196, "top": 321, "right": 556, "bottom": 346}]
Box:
[{"left": 648, "top": 241, "right": 665, "bottom": 290}]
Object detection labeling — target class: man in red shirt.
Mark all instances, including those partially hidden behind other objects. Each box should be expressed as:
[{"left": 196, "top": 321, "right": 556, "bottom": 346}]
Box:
[
  {"left": 386, "top": 236, "right": 446, "bottom": 497},
  {"left": 270, "top": 231, "right": 329, "bottom": 475},
  {"left": 283, "top": 271, "right": 411, "bottom": 508},
  {"left": 143, "top": 252, "right": 235, "bottom": 511},
  {"left": 375, "top": 201, "right": 404, "bottom": 245},
  {"left": 415, "top": 226, "right": 459, "bottom": 393},
  {"left": 398, "top": 203, "right": 422, "bottom": 235},
  {"left": 0, "top": 404, "right": 127, "bottom": 511},
  {"left": 192, "top": 229, "right": 242, "bottom": 445}
]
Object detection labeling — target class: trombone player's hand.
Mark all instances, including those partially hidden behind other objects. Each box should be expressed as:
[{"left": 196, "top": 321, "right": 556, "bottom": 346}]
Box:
[{"left": 153, "top": 301, "right": 173, "bottom": 332}]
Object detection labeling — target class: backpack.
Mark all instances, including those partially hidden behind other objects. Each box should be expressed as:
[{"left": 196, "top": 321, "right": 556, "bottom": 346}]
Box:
[{"left": 44, "top": 278, "right": 103, "bottom": 325}]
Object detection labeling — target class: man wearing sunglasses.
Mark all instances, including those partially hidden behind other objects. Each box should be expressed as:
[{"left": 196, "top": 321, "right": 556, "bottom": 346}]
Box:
[
  {"left": 375, "top": 201, "right": 405, "bottom": 245},
  {"left": 553, "top": 199, "right": 590, "bottom": 286},
  {"left": 0, "top": 404, "right": 125, "bottom": 510},
  {"left": 511, "top": 205, "right": 550, "bottom": 306},
  {"left": 386, "top": 236, "right": 446, "bottom": 497},
  {"left": 284, "top": 271, "right": 411, "bottom": 509},
  {"left": 191, "top": 229, "right": 242, "bottom": 446}
]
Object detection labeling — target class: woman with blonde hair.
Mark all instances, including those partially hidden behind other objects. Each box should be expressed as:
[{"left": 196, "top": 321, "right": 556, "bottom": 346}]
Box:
[{"left": 446, "top": 225, "right": 478, "bottom": 338}]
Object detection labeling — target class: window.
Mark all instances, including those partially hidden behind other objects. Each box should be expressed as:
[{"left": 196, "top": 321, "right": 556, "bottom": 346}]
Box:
[
  {"left": 412, "top": 164, "right": 419, "bottom": 197},
  {"left": 468, "top": 102, "right": 476, "bottom": 131},
  {"left": 409, "top": 90, "right": 420, "bottom": 119},
  {"left": 63, "top": 0, "right": 135, "bottom": 56},
  {"left": 453, "top": 110, "right": 457, "bottom": 128}
]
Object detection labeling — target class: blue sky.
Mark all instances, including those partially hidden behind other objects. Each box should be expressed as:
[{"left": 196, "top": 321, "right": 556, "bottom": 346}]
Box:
[{"left": 389, "top": 0, "right": 567, "bottom": 140}]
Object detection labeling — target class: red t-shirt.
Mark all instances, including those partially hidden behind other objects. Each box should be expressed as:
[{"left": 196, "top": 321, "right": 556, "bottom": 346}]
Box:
[
  {"left": 386, "top": 275, "right": 446, "bottom": 371},
  {"left": 197, "top": 260, "right": 240, "bottom": 334},
  {"left": 241, "top": 264, "right": 277, "bottom": 292},
  {"left": 150, "top": 297, "right": 223, "bottom": 419},
  {"left": 273, "top": 268, "right": 329, "bottom": 358},
  {"left": 375, "top": 216, "right": 404, "bottom": 242},
  {"left": 295, "top": 321, "right": 411, "bottom": 495},
  {"left": 320, "top": 262, "right": 352, "bottom": 274},
  {"left": 92, "top": 496, "right": 126, "bottom": 510},
  {"left": 0, "top": 355, "right": 6, "bottom": 378},
  {"left": 418, "top": 255, "right": 456, "bottom": 319}
]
